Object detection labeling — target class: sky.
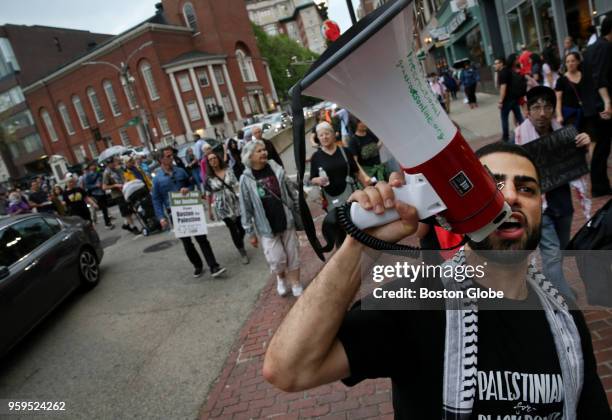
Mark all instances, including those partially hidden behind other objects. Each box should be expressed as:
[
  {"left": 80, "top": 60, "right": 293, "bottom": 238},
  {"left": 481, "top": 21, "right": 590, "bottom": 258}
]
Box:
[{"left": 0, "top": 0, "right": 360, "bottom": 36}]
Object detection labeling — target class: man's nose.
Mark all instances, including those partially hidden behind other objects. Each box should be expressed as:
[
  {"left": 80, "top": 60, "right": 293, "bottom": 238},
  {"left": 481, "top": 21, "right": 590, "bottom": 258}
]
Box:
[{"left": 502, "top": 182, "right": 518, "bottom": 206}]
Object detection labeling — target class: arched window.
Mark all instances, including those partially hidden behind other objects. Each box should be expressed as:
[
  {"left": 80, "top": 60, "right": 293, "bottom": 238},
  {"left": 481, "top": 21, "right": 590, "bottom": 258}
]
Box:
[
  {"left": 40, "top": 108, "right": 58, "bottom": 142},
  {"left": 102, "top": 80, "right": 121, "bottom": 116},
  {"left": 236, "top": 49, "right": 257, "bottom": 82},
  {"left": 139, "top": 61, "right": 160, "bottom": 100},
  {"left": 72, "top": 95, "right": 89, "bottom": 128},
  {"left": 87, "top": 87, "right": 105, "bottom": 122},
  {"left": 183, "top": 2, "right": 198, "bottom": 31},
  {"left": 57, "top": 102, "right": 75, "bottom": 135},
  {"left": 241, "top": 97, "right": 252, "bottom": 115}
]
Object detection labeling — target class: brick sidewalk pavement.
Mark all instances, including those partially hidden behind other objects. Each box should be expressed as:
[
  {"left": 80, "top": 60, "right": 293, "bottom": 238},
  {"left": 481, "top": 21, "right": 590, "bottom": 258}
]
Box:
[{"left": 200, "top": 136, "right": 612, "bottom": 419}]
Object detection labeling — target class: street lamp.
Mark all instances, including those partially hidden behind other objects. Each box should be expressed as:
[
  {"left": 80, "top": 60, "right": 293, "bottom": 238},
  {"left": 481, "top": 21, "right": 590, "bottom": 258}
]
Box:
[{"left": 82, "top": 41, "right": 154, "bottom": 152}]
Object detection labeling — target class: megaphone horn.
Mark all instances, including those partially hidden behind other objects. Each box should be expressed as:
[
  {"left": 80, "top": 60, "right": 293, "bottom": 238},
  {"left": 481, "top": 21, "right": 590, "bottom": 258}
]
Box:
[{"left": 291, "top": 0, "right": 510, "bottom": 259}]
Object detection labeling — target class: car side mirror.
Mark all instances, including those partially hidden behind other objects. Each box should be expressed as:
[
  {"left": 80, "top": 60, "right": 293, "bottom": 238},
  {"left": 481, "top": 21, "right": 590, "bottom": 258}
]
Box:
[{"left": 0, "top": 266, "right": 9, "bottom": 280}]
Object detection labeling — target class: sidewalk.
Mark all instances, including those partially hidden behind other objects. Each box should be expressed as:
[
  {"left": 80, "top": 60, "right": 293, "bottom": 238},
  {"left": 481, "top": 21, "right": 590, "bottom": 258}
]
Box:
[{"left": 200, "top": 98, "right": 612, "bottom": 419}]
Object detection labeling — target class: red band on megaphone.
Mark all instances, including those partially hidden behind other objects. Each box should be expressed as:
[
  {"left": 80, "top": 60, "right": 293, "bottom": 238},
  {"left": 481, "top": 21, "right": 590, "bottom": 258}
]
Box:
[{"left": 405, "top": 131, "right": 505, "bottom": 234}]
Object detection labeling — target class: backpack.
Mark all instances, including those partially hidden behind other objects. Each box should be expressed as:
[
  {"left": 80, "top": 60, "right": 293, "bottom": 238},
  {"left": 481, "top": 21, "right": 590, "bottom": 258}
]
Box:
[
  {"left": 566, "top": 199, "right": 612, "bottom": 306},
  {"left": 510, "top": 71, "right": 527, "bottom": 99}
]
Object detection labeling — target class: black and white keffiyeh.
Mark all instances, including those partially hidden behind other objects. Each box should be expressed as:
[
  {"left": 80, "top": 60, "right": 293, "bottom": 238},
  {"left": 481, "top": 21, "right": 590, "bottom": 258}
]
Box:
[{"left": 440, "top": 249, "right": 584, "bottom": 420}]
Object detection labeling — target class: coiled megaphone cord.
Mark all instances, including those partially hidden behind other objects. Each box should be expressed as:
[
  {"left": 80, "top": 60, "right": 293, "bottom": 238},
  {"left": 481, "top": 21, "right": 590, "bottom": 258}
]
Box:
[{"left": 334, "top": 203, "right": 469, "bottom": 257}]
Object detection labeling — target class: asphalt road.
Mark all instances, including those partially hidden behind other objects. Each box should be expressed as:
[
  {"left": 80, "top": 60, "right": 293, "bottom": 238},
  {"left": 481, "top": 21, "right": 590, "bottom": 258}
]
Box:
[{"left": 0, "top": 212, "right": 272, "bottom": 419}]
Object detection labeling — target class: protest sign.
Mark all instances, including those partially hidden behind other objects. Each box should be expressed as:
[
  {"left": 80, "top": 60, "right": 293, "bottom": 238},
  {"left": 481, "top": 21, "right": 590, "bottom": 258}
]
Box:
[
  {"left": 521, "top": 126, "right": 588, "bottom": 193},
  {"left": 169, "top": 192, "right": 207, "bottom": 238}
]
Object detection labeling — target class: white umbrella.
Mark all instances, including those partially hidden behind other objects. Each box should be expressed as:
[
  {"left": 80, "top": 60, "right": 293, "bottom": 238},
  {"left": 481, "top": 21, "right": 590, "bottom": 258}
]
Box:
[{"left": 98, "top": 146, "right": 128, "bottom": 163}]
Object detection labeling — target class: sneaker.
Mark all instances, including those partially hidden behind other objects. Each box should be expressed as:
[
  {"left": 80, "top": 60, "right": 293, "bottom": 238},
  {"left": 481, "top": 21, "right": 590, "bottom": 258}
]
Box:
[
  {"left": 211, "top": 266, "right": 227, "bottom": 278},
  {"left": 277, "top": 278, "right": 288, "bottom": 297},
  {"left": 238, "top": 248, "right": 249, "bottom": 264},
  {"left": 291, "top": 283, "right": 304, "bottom": 297},
  {"left": 121, "top": 224, "right": 132, "bottom": 232},
  {"left": 130, "top": 226, "right": 141, "bottom": 235},
  {"left": 193, "top": 267, "right": 204, "bottom": 277},
  {"left": 105, "top": 223, "right": 115, "bottom": 230}
]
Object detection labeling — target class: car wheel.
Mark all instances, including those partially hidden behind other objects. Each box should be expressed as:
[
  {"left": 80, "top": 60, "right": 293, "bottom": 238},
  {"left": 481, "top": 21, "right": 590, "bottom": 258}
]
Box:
[{"left": 79, "top": 248, "right": 100, "bottom": 290}]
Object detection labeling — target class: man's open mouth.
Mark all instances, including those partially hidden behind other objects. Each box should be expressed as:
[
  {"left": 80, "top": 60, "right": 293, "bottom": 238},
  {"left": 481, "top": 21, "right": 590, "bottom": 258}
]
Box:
[{"left": 495, "top": 212, "right": 525, "bottom": 240}]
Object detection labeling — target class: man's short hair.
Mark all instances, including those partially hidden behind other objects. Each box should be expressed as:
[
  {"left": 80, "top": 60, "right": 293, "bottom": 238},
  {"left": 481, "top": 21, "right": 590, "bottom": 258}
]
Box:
[
  {"left": 495, "top": 56, "right": 506, "bottom": 65},
  {"left": 526, "top": 85, "right": 556, "bottom": 109},
  {"left": 475, "top": 141, "right": 541, "bottom": 184}
]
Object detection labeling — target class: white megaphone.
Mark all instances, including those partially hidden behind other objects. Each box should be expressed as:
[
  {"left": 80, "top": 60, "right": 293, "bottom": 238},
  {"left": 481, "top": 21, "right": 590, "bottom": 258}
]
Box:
[{"left": 292, "top": 0, "right": 510, "bottom": 243}]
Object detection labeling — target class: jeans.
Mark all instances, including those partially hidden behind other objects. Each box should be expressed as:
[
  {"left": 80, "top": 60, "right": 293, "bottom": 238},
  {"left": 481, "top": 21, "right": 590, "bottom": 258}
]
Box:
[
  {"left": 500, "top": 100, "right": 524, "bottom": 141},
  {"left": 223, "top": 217, "right": 245, "bottom": 250},
  {"left": 180, "top": 234, "right": 219, "bottom": 269},
  {"left": 539, "top": 213, "right": 573, "bottom": 298}
]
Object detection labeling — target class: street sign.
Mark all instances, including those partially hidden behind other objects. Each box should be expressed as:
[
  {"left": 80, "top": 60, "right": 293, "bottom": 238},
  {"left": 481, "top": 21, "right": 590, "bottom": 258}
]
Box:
[
  {"left": 124, "top": 117, "right": 141, "bottom": 127},
  {"left": 170, "top": 192, "right": 208, "bottom": 238}
]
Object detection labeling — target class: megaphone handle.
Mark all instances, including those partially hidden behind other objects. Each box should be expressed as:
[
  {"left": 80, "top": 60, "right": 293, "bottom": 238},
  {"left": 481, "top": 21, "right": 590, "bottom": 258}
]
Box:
[{"left": 350, "top": 181, "right": 446, "bottom": 231}]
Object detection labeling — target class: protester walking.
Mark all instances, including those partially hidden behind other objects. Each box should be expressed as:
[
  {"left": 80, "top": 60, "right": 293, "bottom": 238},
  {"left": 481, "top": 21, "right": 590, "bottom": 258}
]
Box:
[
  {"left": 102, "top": 156, "right": 140, "bottom": 234},
  {"left": 348, "top": 119, "right": 385, "bottom": 181},
  {"left": 152, "top": 146, "right": 226, "bottom": 278},
  {"left": 62, "top": 174, "right": 98, "bottom": 222},
  {"left": 27, "top": 179, "right": 54, "bottom": 213},
  {"left": 252, "top": 125, "right": 283, "bottom": 167},
  {"left": 84, "top": 162, "right": 114, "bottom": 228},
  {"left": 555, "top": 52, "right": 585, "bottom": 129},
  {"left": 495, "top": 56, "right": 524, "bottom": 142},
  {"left": 50, "top": 185, "right": 66, "bottom": 215},
  {"left": 7, "top": 191, "right": 30, "bottom": 215},
  {"left": 204, "top": 151, "right": 249, "bottom": 264},
  {"left": 239, "top": 140, "right": 302, "bottom": 297},
  {"left": 459, "top": 60, "right": 479, "bottom": 108},
  {"left": 184, "top": 147, "right": 203, "bottom": 191},
  {"left": 515, "top": 86, "right": 591, "bottom": 299},
  {"left": 580, "top": 17, "right": 612, "bottom": 197},
  {"left": 225, "top": 134, "right": 245, "bottom": 179}
]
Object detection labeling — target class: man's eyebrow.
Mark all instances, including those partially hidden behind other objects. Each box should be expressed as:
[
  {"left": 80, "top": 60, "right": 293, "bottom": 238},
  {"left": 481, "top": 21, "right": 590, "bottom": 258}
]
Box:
[
  {"left": 492, "top": 173, "right": 506, "bottom": 181},
  {"left": 514, "top": 175, "right": 538, "bottom": 185}
]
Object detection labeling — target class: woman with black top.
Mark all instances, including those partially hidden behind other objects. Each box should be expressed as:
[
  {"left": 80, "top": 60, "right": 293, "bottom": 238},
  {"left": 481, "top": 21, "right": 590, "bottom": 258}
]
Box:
[
  {"left": 204, "top": 151, "right": 248, "bottom": 264},
  {"left": 555, "top": 52, "right": 584, "bottom": 129},
  {"left": 310, "top": 122, "right": 370, "bottom": 247}
]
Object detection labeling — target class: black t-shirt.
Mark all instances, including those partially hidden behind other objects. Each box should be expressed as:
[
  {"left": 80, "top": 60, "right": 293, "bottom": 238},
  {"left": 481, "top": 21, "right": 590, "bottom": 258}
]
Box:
[
  {"left": 28, "top": 190, "right": 54, "bottom": 213},
  {"left": 310, "top": 147, "right": 359, "bottom": 196},
  {"left": 252, "top": 164, "right": 287, "bottom": 234},
  {"left": 348, "top": 132, "right": 381, "bottom": 168},
  {"left": 337, "top": 279, "right": 610, "bottom": 419},
  {"left": 555, "top": 75, "right": 583, "bottom": 109},
  {"left": 63, "top": 187, "right": 90, "bottom": 220},
  {"left": 498, "top": 67, "right": 514, "bottom": 102}
]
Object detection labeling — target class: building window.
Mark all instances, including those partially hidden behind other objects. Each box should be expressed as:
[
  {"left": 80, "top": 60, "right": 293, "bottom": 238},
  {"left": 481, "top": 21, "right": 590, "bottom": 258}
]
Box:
[
  {"left": 186, "top": 101, "right": 201, "bottom": 121},
  {"left": 119, "top": 128, "right": 130, "bottom": 146},
  {"left": 214, "top": 67, "right": 225, "bottom": 85},
  {"left": 57, "top": 102, "right": 75, "bottom": 135},
  {"left": 88, "top": 142, "right": 98, "bottom": 158},
  {"left": 264, "top": 24, "right": 278, "bottom": 36},
  {"left": 140, "top": 61, "right": 160, "bottom": 100},
  {"left": 204, "top": 96, "right": 217, "bottom": 113},
  {"left": 1, "top": 109, "right": 34, "bottom": 135},
  {"left": 0, "top": 86, "right": 25, "bottom": 113},
  {"left": 103, "top": 80, "right": 122, "bottom": 116},
  {"left": 122, "top": 76, "right": 138, "bottom": 110},
  {"left": 40, "top": 109, "right": 58, "bottom": 142},
  {"left": 87, "top": 87, "right": 105, "bottom": 122},
  {"left": 157, "top": 113, "right": 171, "bottom": 135},
  {"left": 222, "top": 95, "right": 233, "bottom": 113},
  {"left": 241, "top": 97, "right": 252, "bottom": 115},
  {"left": 136, "top": 124, "right": 147, "bottom": 144},
  {"left": 9, "top": 143, "right": 20, "bottom": 159},
  {"left": 178, "top": 73, "right": 193, "bottom": 92},
  {"left": 73, "top": 145, "right": 87, "bottom": 163},
  {"left": 196, "top": 69, "right": 209, "bottom": 87},
  {"left": 0, "top": 37, "right": 20, "bottom": 78},
  {"left": 236, "top": 49, "right": 257, "bottom": 82},
  {"left": 23, "top": 133, "right": 43, "bottom": 153},
  {"left": 183, "top": 2, "right": 198, "bottom": 31},
  {"left": 71, "top": 95, "right": 90, "bottom": 129}
]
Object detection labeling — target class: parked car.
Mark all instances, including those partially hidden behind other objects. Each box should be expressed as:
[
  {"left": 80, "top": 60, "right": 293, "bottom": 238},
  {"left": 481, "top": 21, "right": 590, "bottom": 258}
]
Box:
[
  {"left": 261, "top": 113, "right": 292, "bottom": 133},
  {"left": 242, "top": 122, "right": 272, "bottom": 138},
  {"left": 0, "top": 214, "right": 104, "bottom": 357},
  {"left": 176, "top": 138, "right": 223, "bottom": 163}
]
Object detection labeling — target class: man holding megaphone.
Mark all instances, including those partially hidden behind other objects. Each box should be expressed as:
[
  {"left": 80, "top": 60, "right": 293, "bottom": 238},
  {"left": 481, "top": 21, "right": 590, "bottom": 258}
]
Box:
[{"left": 263, "top": 142, "right": 610, "bottom": 419}]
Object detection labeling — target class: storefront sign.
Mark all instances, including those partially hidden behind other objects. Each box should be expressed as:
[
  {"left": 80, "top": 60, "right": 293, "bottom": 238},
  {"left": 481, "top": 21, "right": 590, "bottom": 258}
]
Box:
[
  {"left": 447, "top": 10, "right": 467, "bottom": 34},
  {"left": 430, "top": 27, "right": 449, "bottom": 41},
  {"left": 450, "top": 0, "right": 478, "bottom": 13},
  {"left": 170, "top": 191, "right": 208, "bottom": 238}
]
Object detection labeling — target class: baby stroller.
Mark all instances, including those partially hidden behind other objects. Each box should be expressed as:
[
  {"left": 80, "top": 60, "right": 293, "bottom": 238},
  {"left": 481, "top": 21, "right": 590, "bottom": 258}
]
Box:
[{"left": 123, "top": 180, "right": 160, "bottom": 236}]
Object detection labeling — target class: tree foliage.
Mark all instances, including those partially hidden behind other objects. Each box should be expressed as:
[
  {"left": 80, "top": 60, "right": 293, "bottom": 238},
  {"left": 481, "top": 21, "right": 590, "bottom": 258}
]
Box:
[{"left": 253, "top": 23, "right": 319, "bottom": 103}]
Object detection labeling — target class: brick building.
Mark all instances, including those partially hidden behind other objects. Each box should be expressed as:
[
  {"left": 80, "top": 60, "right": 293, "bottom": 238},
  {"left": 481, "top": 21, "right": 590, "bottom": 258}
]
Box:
[
  {"left": 23, "top": 0, "right": 278, "bottom": 179},
  {"left": 246, "top": 0, "right": 327, "bottom": 54},
  {"left": 0, "top": 25, "right": 111, "bottom": 182}
]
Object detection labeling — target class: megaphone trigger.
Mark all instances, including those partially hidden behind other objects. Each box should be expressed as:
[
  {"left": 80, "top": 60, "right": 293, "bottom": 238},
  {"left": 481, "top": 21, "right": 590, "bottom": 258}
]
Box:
[{"left": 349, "top": 173, "right": 446, "bottom": 232}]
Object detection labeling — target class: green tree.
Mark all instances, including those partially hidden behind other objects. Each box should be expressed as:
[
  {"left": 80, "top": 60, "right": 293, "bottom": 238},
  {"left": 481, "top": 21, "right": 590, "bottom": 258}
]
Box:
[{"left": 253, "top": 24, "right": 319, "bottom": 103}]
